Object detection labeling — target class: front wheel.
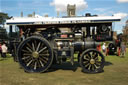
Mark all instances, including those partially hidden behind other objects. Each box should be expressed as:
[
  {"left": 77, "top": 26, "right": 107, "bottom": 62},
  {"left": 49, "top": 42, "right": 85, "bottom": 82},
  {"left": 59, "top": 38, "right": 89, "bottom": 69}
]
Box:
[
  {"left": 17, "top": 36, "right": 53, "bottom": 73},
  {"left": 79, "top": 49, "right": 105, "bottom": 73}
]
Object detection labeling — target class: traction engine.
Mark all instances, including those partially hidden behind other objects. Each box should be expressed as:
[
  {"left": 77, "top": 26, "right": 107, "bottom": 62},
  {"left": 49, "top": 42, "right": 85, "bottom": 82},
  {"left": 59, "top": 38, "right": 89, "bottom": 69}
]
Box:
[{"left": 6, "top": 14, "right": 121, "bottom": 73}]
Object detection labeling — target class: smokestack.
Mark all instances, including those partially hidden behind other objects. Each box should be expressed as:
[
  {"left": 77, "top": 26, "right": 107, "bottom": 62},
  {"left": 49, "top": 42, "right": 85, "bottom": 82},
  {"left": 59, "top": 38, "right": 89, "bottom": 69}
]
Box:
[
  {"left": 44, "top": 14, "right": 48, "bottom": 17},
  {"left": 57, "top": 11, "right": 59, "bottom": 17},
  {"left": 33, "top": 12, "right": 35, "bottom": 17},
  {"left": 21, "top": 12, "right": 23, "bottom": 17}
]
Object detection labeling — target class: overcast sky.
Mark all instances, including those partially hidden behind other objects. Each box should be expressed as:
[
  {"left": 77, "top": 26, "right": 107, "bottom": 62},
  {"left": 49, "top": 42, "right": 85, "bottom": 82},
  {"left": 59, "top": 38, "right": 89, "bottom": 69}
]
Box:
[{"left": 0, "top": 0, "right": 128, "bottom": 33}]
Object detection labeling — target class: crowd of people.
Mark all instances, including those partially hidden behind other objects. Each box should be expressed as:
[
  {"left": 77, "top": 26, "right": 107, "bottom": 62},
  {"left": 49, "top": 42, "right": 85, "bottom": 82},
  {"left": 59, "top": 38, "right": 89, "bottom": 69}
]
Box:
[
  {"left": 0, "top": 42, "right": 8, "bottom": 58},
  {"left": 96, "top": 41, "right": 127, "bottom": 57},
  {"left": 101, "top": 42, "right": 126, "bottom": 57}
]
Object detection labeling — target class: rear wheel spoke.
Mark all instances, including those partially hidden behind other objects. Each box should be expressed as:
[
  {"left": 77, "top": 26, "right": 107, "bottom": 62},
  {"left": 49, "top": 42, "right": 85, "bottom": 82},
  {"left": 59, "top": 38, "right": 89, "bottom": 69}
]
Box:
[
  {"left": 26, "top": 43, "right": 33, "bottom": 50},
  {"left": 39, "top": 47, "right": 47, "bottom": 53},
  {"left": 26, "top": 47, "right": 33, "bottom": 53},
  {"left": 39, "top": 60, "right": 44, "bottom": 67},
  {"left": 26, "top": 60, "right": 33, "bottom": 66},
  {"left": 23, "top": 53, "right": 32, "bottom": 56},
  {"left": 22, "top": 56, "right": 31, "bottom": 60},
  {"left": 32, "top": 43, "right": 36, "bottom": 51},
  {"left": 39, "top": 54, "right": 49, "bottom": 56},
  {"left": 36, "top": 42, "right": 41, "bottom": 52},
  {"left": 39, "top": 57, "right": 47, "bottom": 64},
  {"left": 22, "top": 49, "right": 30, "bottom": 53}
]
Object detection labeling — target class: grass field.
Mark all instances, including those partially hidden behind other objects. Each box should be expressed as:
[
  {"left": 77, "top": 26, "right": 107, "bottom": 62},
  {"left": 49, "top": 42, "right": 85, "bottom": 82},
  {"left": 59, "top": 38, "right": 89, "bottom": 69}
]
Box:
[{"left": 0, "top": 50, "right": 128, "bottom": 85}]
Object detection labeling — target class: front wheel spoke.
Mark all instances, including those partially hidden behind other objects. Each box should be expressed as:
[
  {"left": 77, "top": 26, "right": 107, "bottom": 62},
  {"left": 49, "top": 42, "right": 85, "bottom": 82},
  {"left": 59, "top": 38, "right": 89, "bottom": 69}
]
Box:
[
  {"left": 94, "top": 64, "right": 99, "bottom": 69},
  {"left": 84, "top": 57, "right": 90, "bottom": 61},
  {"left": 88, "top": 64, "right": 91, "bottom": 70},
  {"left": 88, "top": 53, "right": 92, "bottom": 58},
  {"left": 26, "top": 60, "right": 33, "bottom": 66},
  {"left": 90, "top": 52, "right": 93, "bottom": 59},
  {"left": 95, "top": 61, "right": 101, "bottom": 65},
  {"left": 38, "top": 47, "right": 47, "bottom": 53},
  {"left": 86, "top": 53, "right": 91, "bottom": 59},
  {"left": 34, "top": 62, "right": 37, "bottom": 70},
  {"left": 84, "top": 63, "right": 90, "bottom": 67},
  {"left": 94, "top": 56, "right": 98, "bottom": 60},
  {"left": 92, "top": 64, "right": 95, "bottom": 71},
  {"left": 83, "top": 61, "right": 89, "bottom": 64},
  {"left": 92, "top": 52, "right": 97, "bottom": 58}
]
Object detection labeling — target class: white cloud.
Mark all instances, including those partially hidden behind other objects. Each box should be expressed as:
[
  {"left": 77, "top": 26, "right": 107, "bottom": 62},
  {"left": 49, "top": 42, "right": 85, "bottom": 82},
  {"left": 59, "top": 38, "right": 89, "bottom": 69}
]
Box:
[
  {"left": 113, "top": 12, "right": 128, "bottom": 18},
  {"left": 50, "top": 0, "right": 88, "bottom": 13},
  {"left": 117, "top": 0, "right": 128, "bottom": 3}
]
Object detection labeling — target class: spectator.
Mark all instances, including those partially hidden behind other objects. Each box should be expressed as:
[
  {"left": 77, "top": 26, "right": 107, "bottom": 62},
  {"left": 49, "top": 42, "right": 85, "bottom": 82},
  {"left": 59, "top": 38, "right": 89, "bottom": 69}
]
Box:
[
  {"left": 1, "top": 42, "right": 8, "bottom": 58},
  {"left": 106, "top": 47, "right": 109, "bottom": 56},
  {"left": 97, "top": 44, "right": 101, "bottom": 52},
  {"left": 102, "top": 43, "right": 106, "bottom": 55},
  {"left": 120, "top": 42, "right": 126, "bottom": 57}
]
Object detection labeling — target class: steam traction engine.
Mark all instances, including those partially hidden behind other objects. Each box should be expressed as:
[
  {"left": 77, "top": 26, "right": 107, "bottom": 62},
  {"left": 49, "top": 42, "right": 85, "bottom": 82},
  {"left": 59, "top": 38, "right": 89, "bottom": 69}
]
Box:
[
  {"left": 6, "top": 15, "right": 121, "bottom": 73},
  {"left": 107, "top": 34, "right": 122, "bottom": 56}
]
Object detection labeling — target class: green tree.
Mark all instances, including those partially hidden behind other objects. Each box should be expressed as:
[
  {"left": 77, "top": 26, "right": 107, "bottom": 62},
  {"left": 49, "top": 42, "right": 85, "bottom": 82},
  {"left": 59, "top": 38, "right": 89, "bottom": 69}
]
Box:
[
  {"left": 0, "top": 12, "right": 9, "bottom": 41},
  {"left": 0, "top": 27, "right": 8, "bottom": 40},
  {"left": 0, "top": 12, "right": 9, "bottom": 27}
]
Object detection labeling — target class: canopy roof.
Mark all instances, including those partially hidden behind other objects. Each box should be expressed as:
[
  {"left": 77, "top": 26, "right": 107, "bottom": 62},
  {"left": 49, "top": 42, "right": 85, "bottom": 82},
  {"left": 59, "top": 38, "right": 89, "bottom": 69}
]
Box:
[{"left": 6, "top": 16, "right": 121, "bottom": 25}]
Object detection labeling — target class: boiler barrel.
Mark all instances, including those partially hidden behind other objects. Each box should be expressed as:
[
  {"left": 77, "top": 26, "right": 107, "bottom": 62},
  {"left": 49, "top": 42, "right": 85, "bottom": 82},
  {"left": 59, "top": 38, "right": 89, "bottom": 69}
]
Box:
[{"left": 74, "top": 41, "right": 99, "bottom": 51}]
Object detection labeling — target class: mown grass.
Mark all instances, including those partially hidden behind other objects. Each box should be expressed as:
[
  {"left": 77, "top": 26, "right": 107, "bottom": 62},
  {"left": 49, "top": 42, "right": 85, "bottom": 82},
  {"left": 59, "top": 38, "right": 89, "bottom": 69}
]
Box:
[{"left": 0, "top": 50, "right": 128, "bottom": 85}]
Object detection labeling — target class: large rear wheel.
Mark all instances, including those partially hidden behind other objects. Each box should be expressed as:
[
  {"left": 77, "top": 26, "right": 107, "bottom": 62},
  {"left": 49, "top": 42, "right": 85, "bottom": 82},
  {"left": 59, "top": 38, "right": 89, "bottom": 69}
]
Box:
[{"left": 17, "top": 36, "right": 53, "bottom": 72}]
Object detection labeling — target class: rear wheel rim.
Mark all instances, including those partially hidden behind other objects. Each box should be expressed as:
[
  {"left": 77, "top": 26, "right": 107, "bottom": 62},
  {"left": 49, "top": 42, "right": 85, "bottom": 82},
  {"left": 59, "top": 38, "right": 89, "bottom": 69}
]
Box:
[{"left": 18, "top": 37, "right": 53, "bottom": 72}]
